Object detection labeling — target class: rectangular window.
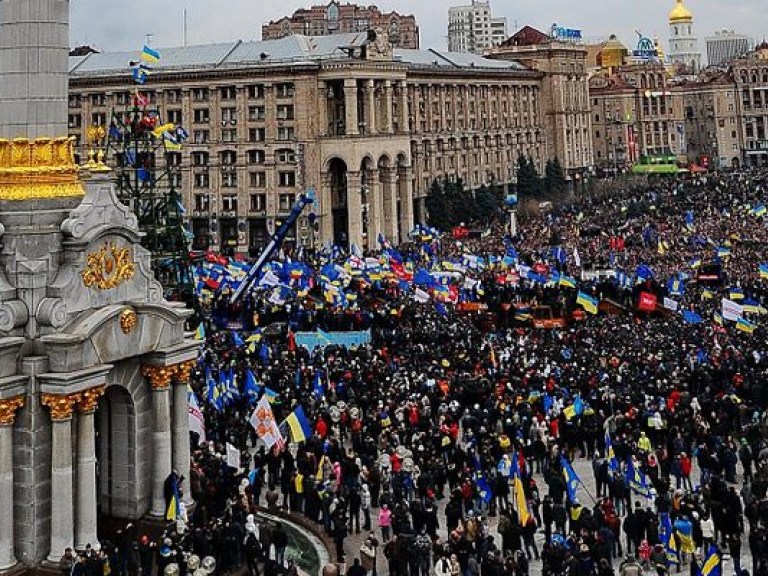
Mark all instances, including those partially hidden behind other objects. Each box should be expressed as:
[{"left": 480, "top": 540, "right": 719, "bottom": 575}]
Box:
[
  {"left": 276, "top": 149, "right": 296, "bottom": 163},
  {"left": 249, "top": 172, "right": 266, "bottom": 188},
  {"left": 91, "top": 113, "right": 107, "bottom": 126},
  {"left": 247, "top": 150, "right": 265, "bottom": 164},
  {"left": 166, "top": 89, "right": 182, "bottom": 103},
  {"left": 219, "top": 86, "right": 237, "bottom": 100},
  {"left": 276, "top": 83, "right": 295, "bottom": 98},
  {"left": 221, "top": 129, "right": 238, "bottom": 143},
  {"left": 170, "top": 172, "right": 182, "bottom": 189},
  {"left": 248, "top": 106, "right": 266, "bottom": 121},
  {"left": 222, "top": 194, "right": 238, "bottom": 212},
  {"left": 277, "top": 126, "right": 295, "bottom": 141},
  {"left": 194, "top": 173, "right": 210, "bottom": 188},
  {"left": 68, "top": 114, "right": 82, "bottom": 129},
  {"left": 221, "top": 107, "right": 237, "bottom": 123},
  {"left": 167, "top": 109, "right": 183, "bottom": 125},
  {"left": 221, "top": 173, "right": 238, "bottom": 189},
  {"left": 193, "top": 88, "right": 209, "bottom": 102},
  {"left": 250, "top": 193, "right": 267, "bottom": 212},
  {"left": 90, "top": 93, "right": 106, "bottom": 106},
  {"left": 193, "top": 109, "right": 210, "bottom": 123},
  {"left": 68, "top": 95, "right": 82, "bottom": 108},
  {"left": 276, "top": 104, "right": 295, "bottom": 120},
  {"left": 193, "top": 130, "right": 210, "bottom": 144},
  {"left": 116, "top": 92, "right": 131, "bottom": 106},
  {"left": 192, "top": 152, "right": 209, "bottom": 166},
  {"left": 278, "top": 194, "right": 296, "bottom": 211},
  {"left": 278, "top": 171, "right": 296, "bottom": 187},
  {"left": 248, "top": 84, "right": 265, "bottom": 99},
  {"left": 194, "top": 194, "right": 210, "bottom": 212},
  {"left": 249, "top": 128, "right": 266, "bottom": 142}
]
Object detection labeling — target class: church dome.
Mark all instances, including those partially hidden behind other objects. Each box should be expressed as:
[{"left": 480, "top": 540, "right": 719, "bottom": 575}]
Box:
[{"left": 669, "top": 0, "right": 693, "bottom": 24}]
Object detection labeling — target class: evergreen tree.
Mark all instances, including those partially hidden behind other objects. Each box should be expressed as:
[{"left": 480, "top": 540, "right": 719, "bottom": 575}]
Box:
[
  {"left": 544, "top": 157, "right": 567, "bottom": 197},
  {"left": 516, "top": 154, "right": 541, "bottom": 198},
  {"left": 425, "top": 178, "right": 451, "bottom": 231}
]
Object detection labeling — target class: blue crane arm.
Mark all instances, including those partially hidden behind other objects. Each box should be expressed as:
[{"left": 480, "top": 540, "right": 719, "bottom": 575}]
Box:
[{"left": 228, "top": 187, "right": 315, "bottom": 304}]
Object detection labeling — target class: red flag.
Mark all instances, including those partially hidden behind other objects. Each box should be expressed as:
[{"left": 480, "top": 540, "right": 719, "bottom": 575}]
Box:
[{"left": 638, "top": 291, "right": 657, "bottom": 312}]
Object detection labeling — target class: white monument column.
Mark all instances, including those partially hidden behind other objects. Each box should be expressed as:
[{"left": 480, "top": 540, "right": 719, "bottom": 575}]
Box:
[
  {"left": 42, "top": 393, "right": 78, "bottom": 561},
  {"left": 142, "top": 366, "right": 174, "bottom": 517},
  {"left": 172, "top": 362, "right": 194, "bottom": 506},
  {"left": 0, "top": 0, "right": 70, "bottom": 139},
  {"left": 0, "top": 397, "right": 24, "bottom": 570},
  {"left": 74, "top": 387, "right": 105, "bottom": 550}
]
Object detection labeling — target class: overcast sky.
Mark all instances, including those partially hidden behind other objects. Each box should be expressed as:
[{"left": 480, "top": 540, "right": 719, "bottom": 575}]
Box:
[{"left": 70, "top": 0, "right": 764, "bottom": 55}]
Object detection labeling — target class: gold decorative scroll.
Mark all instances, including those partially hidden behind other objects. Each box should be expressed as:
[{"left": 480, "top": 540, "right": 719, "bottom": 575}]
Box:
[
  {"left": 0, "top": 137, "right": 84, "bottom": 200},
  {"left": 78, "top": 385, "right": 106, "bottom": 414},
  {"left": 81, "top": 241, "right": 136, "bottom": 290},
  {"left": 120, "top": 308, "right": 138, "bottom": 334},
  {"left": 0, "top": 396, "right": 25, "bottom": 425},
  {"left": 41, "top": 393, "right": 81, "bottom": 422}
]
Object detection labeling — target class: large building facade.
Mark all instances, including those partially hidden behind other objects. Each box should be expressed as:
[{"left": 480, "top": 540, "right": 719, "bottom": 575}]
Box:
[
  {"left": 667, "top": 0, "right": 702, "bottom": 74},
  {"left": 488, "top": 26, "right": 594, "bottom": 183},
  {"left": 68, "top": 31, "right": 545, "bottom": 254},
  {"left": 262, "top": 1, "right": 419, "bottom": 49},
  {"left": 706, "top": 30, "right": 751, "bottom": 68},
  {"left": 447, "top": 0, "right": 507, "bottom": 55}
]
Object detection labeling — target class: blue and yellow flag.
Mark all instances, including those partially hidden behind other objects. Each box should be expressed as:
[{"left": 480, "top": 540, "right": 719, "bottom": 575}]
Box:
[
  {"left": 759, "top": 263, "right": 768, "bottom": 280},
  {"left": 659, "top": 513, "right": 680, "bottom": 566},
  {"left": 752, "top": 204, "right": 767, "bottom": 218},
  {"left": 625, "top": 457, "right": 652, "bottom": 497},
  {"left": 560, "top": 455, "right": 581, "bottom": 504},
  {"left": 698, "top": 544, "right": 721, "bottom": 576},
  {"left": 736, "top": 317, "right": 756, "bottom": 334},
  {"left": 605, "top": 432, "right": 619, "bottom": 473},
  {"left": 284, "top": 405, "right": 313, "bottom": 443},
  {"left": 510, "top": 452, "right": 531, "bottom": 527},
  {"left": 577, "top": 291, "right": 598, "bottom": 314},
  {"left": 559, "top": 275, "right": 578, "bottom": 289},
  {"left": 166, "top": 476, "right": 180, "bottom": 521},
  {"left": 141, "top": 45, "right": 161, "bottom": 65}
]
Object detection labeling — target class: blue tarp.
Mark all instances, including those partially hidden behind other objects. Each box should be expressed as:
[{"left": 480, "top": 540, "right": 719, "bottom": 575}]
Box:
[{"left": 294, "top": 330, "right": 372, "bottom": 350}]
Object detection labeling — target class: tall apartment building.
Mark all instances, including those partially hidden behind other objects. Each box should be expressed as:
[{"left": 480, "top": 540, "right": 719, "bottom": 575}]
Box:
[
  {"left": 262, "top": 1, "right": 419, "bottom": 49},
  {"left": 706, "top": 30, "right": 752, "bottom": 67},
  {"left": 488, "top": 26, "right": 593, "bottom": 183},
  {"left": 447, "top": 0, "right": 507, "bottom": 55},
  {"left": 68, "top": 31, "right": 545, "bottom": 255},
  {"left": 732, "top": 55, "right": 768, "bottom": 167}
]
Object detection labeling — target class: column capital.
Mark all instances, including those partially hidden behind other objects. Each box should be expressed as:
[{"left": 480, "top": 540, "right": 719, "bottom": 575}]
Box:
[
  {"left": 0, "top": 395, "right": 24, "bottom": 426},
  {"left": 141, "top": 365, "right": 175, "bottom": 390},
  {"left": 173, "top": 360, "right": 196, "bottom": 385},
  {"left": 41, "top": 393, "right": 80, "bottom": 422},
  {"left": 78, "top": 385, "right": 106, "bottom": 414}
]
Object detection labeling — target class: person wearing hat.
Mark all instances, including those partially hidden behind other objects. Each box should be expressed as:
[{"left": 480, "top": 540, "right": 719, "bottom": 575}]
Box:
[{"left": 58, "top": 547, "right": 75, "bottom": 576}]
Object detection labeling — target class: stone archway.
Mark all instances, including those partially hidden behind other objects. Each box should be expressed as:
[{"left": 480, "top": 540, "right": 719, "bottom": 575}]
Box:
[{"left": 96, "top": 360, "right": 151, "bottom": 522}]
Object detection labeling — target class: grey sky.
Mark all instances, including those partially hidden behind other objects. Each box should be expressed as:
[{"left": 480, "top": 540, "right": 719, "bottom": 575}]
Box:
[{"left": 70, "top": 0, "right": 764, "bottom": 56}]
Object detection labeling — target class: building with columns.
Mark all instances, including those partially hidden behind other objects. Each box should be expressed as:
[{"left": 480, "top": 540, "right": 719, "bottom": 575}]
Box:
[
  {"left": 68, "top": 30, "right": 547, "bottom": 253},
  {"left": 0, "top": 0, "right": 198, "bottom": 570}
]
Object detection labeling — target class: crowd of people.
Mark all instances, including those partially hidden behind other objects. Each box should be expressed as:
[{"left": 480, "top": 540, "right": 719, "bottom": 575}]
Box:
[{"left": 68, "top": 170, "right": 768, "bottom": 576}]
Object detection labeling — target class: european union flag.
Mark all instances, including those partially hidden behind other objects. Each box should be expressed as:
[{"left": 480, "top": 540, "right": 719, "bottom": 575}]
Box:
[
  {"left": 312, "top": 369, "right": 325, "bottom": 399},
  {"left": 245, "top": 369, "right": 260, "bottom": 405},
  {"left": 682, "top": 310, "right": 703, "bottom": 324}
]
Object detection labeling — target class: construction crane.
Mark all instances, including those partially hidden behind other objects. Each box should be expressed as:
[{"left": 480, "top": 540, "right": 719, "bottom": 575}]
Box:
[{"left": 229, "top": 188, "right": 316, "bottom": 304}]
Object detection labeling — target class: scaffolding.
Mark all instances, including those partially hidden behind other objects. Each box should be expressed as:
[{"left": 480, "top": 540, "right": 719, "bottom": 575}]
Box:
[{"left": 105, "top": 98, "right": 194, "bottom": 307}]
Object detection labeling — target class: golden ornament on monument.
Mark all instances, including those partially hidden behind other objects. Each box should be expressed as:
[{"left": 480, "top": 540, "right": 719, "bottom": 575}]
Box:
[
  {"left": 81, "top": 240, "right": 136, "bottom": 290},
  {"left": 120, "top": 308, "right": 138, "bottom": 334},
  {"left": 0, "top": 396, "right": 25, "bottom": 426},
  {"left": 0, "top": 137, "right": 84, "bottom": 200}
]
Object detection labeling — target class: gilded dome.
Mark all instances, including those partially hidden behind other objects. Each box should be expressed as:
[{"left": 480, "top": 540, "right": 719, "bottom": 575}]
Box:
[{"left": 669, "top": 0, "right": 693, "bottom": 23}]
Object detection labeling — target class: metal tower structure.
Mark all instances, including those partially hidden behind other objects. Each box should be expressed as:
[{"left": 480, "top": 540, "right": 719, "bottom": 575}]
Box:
[{"left": 104, "top": 98, "right": 194, "bottom": 305}]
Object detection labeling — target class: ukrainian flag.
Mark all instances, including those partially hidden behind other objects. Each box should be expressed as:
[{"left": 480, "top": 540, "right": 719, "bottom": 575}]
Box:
[
  {"left": 702, "top": 288, "right": 714, "bottom": 300},
  {"left": 759, "top": 263, "right": 768, "bottom": 280},
  {"left": 141, "top": 45, "right": 160, "bottom": 65},
  {"left": 194, "top": 323, "right": 206, "bottom": 340},
  {"left": 689, "top": 257, "right": 702, "bottom": 269},
  {"left": 510, "top": 454, "right": 531, "bottom": 527},
  {"left": 559, "top": 275, "right": 577, "bottom": 289},
  {"left": 605, "top": 432, "right": 618, "bottom": 472},
  {"left": 515, "top": 307, "right": 532, "bottom": 321},
  {"left": 576, "top": 291, "right": 598, "bottom": 314},
  {"left": 716, "top": 246, "right": 731, "bottom": 258},
  {"left": 713, "top": 311, "right": 724, "bottom": 325},
  {"left": 699, "top": 545, "right": 721, "bottom": 576},
  {"left": 736, "top": 317, "right": 756, "bottom": 334},
  {"left": 729, "top": 286, "right": 745, "bottom": 300},
  {"left": 166, "top": 478, "right": 180, "bottom": 521},
  {"left": 264, "top": 387, "right": 279, "bottom": 404},
  {"left": 284, "top": 405, "right": 313, "bottom": 444},
  {"left": 752, "top": 204, "right": 767, "bottom": 218}
]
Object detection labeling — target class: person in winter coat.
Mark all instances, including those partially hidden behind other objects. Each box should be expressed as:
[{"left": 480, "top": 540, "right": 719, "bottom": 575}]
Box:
[
  {"left": 378, "top": 504, "right": 392, "bottom": 542},
  {"left": 361, "top": 483, "right": 372, "bottom": 530}
]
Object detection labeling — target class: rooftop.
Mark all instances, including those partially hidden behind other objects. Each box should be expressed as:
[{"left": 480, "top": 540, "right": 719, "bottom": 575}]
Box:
[{"left": 69, "top": 33, "right": 526, "bottom": 78}]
